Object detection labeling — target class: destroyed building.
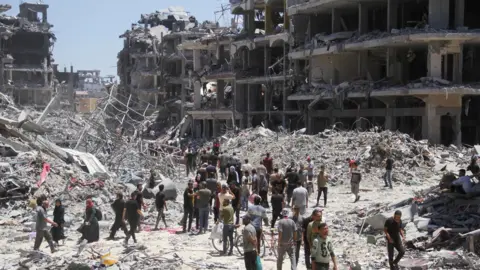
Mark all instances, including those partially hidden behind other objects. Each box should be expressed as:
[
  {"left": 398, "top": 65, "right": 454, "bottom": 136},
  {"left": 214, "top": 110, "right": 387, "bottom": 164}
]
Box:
[
  {"left": 117, "top": 7, "right": 214, "bottom": 126},
  {"left": 0, "top": 3, "right": 55, "bottom": 106},
  {"left": 286, "top": 0, "right": 480, "bottom": 146},
  {"left": 167, "top": 0, "right": 480, "bottom": 146}
]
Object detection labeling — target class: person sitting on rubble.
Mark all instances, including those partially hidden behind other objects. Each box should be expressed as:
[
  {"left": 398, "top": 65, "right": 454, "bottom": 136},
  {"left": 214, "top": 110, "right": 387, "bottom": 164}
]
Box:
[{"left": 451, "top": 169, "right": 475, "bottom": 195}]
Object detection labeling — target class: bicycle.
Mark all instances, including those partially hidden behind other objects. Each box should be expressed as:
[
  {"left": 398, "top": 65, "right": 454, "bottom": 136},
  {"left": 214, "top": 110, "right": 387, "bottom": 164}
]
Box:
[
  {"left": 211, "top": 224, "right": 241, "bottom": 254},
  {"left": 235, "top": 227, "right": 278, "bottom": 258}
]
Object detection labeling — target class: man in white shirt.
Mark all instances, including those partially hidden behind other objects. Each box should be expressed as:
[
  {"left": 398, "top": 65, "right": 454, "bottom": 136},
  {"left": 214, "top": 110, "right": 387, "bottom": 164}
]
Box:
[
  {"left": 218, "top": 184, "right": 235, "bottom": 210},
  {"left": 291, "top": 182, "right": 308, "bottom": 215},
  {"left": 451, "top": 169, "right": 474, "bottom": 194}
]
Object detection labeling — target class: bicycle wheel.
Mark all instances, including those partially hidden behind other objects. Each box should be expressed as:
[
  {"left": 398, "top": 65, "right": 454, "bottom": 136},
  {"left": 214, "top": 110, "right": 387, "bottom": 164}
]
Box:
[
  {"left": 211, "top": 238, "right": 227, "bottom": 252},
  {"left": 259, "top": 235, "right": 266, "bottom": 257},
  {"left": 235, "top": 234, "right": 244, "bottom": 255}
]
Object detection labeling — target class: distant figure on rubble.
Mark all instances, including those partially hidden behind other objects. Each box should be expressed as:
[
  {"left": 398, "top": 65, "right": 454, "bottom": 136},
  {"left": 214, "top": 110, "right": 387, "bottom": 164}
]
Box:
[
  {"left": 270, "top": 168, "right": 286, "bottom": 196},
  {"left": 108, "top": 192, "right": 128, "bottom": 240},
  {"left": 181, "top": 181, "right": 195, "bottom": 233},
  {"left": 79, "top": 199, "right": 100, "bottom": 243},
  {"left": 285, "top": 168, "right": 300, "bottom": 206},
  {"left": 218, "top": 152, "right": 229, "bottom": 179},
  {"left": 316, "top": 165, "right": 329, "bottom": 207},
  {"left": 34, "top": 198, "right": 57, "bottom": 253},
  {"left": 154, "top": 184, "right": 168, "bottom": 230},
  {"left": 263, "top": 153, "right": 273, "bottom": 183},
  {"left": 212, "top": 139, "right": 220, "bottom": 155},
  {"left": 384, "top": 210, "right": 405, "bottom": 270},
  {"left": 124, "top": 192, "right": 141, "bottom": 244},
  {"left": 346, "top": 158, "right": 359, "bottom": 173},
  {"left": 351, "top": 169, "right": 362, "bottom": 203},
  {"left": 51, "top": 199, "right": 65, "bottom": 245},
  {"left": 384, "top": 156, "right": 394, "bottom": 189}
]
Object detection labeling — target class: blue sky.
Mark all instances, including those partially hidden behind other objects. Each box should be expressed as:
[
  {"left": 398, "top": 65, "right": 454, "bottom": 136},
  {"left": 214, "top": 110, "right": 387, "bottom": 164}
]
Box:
[{"left": 4, "top": 0, "right": 231, "bottom": 77}]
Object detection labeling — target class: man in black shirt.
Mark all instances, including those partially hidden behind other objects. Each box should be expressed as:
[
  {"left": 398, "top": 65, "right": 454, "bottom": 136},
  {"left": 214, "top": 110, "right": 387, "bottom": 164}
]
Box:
[
  {"left": 154, "top": 184, "right": 168, "bottom": 230},
  {"left": 384, "top": 210, "right": 405, "bottom": 270},
  {"left": 182, "top": 181, "right": 194, "bottom": 233},
  {"left": 206, "top": 161, "right": 217, "bottom": 179},
  {"left": 270, "top": 188, "right": 284, "bottom": 228},
  {"left": 229, "top": 182, "right": 241, "bottom": 225},
  {"left": 123, "top": 192, "right": 141, "bottom": 245},
  {"left": 285, "top": 168, "right": 299, "bottom": 206},
  {"left": 108, "top": 192, "right": 128, "bottom": 240},
  {"left": 302, "top": 208, "right": 322, "bottom": 269},
  {"left": 467, "top": 157, "right": 480, "bottom": 175},
  {"left": 384, "top": 157, "right": 393, "bottom": 189}
]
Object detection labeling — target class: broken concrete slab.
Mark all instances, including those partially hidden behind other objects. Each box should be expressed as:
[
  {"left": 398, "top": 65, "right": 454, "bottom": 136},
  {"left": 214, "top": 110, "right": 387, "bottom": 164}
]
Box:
[{"left": 366, "top": 205, "right": 413, "bottom": 230}]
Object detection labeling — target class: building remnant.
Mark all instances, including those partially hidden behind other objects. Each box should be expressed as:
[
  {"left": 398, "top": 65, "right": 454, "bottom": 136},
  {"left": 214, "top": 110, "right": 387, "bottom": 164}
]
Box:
[{"left": 0, "top": 3, "right": 55, "bottom": 106}]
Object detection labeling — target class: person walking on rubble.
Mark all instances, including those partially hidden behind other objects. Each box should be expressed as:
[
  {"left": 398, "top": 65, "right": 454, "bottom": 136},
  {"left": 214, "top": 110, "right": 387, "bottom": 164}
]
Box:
[
  {"left": 315, "top": 166, "right": 329, "bottom": 207},
  {"left": 291, "top": 182, "right": 308, "bottom": 215},
  {"left": 124, "top": 192, "right": 142, "bottom": 245},
  {"left": 154, "top": 184, "right": 168, "bottom": 230},
  {"left": 311, "top": 223, "right": 338, "bottom": 270},
  {"left": 384, "top": 210, "right": 405, "bottom": 270},
  {"left": 108, "top": 192, "right": 128, "bottom": 240},
  {"left": 219, "top": 199, "right": 235, "bottom": 256},
  {"left": 285, "top": 168, "right": 300, "bottom": 207},
  {"left": 79, "top": 199, "right": 100, "bottom": 243},
  {"left": 181, "top": 181, "right": 195, "bottom": 233},
  {"left": 242, "top": 215, "right": 258, "bottom": 270},
  {"left": 351, "top": 169, "right": 361, "bottom": 203},
  {"left": 384, "top": 156, "right": 394, "bottom": 189},
  {"left": 290, "top": 205, "right": 303, "bottom": 266},
  {"left": 263, "top": 153, "right": 274, "bottom": 184},
  {"left": 303, "top": 208, "right": 323, "bottom": 269},
  {"left": 51, "top": 199, "right": 65, "bottom": 245},
  {"left": 277, "top": 208, "right": 297, "bottom": 270},
  {"left": 34, "top": 198, "right": 57, "bottom": 253},
  {"left": 247, "top": 196, "right": 269, "bottom": 252},
  {"left": 195, "top": 182, "right": 211, "bottom": 234}
]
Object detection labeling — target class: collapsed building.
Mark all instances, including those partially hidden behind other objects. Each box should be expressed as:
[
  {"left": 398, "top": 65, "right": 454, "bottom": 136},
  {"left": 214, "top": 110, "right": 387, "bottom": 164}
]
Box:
[
  {"left": 117, "top": 7, "right": 229, "bottom": 130},
  {"left": 0, "top": 3, "right": 55, "bottom": 106}
]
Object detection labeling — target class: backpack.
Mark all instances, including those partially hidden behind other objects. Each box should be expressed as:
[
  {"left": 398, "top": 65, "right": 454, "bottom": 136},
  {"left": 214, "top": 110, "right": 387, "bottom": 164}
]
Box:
[{"left": 95, "top": 208, "right": 103, "bottom": 221}]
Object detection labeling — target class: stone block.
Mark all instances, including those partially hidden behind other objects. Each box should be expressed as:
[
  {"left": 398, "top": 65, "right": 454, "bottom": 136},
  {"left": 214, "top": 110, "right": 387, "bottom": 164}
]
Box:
[
  {"left": 413, "top": 217, "right": 430, "bottom": 231},
  {"left": 366, "top": 205, "right": 412, "bottom": 230}
]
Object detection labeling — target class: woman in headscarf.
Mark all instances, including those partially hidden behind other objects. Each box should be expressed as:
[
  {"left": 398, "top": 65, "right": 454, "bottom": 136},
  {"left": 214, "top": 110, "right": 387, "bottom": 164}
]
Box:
[
  {"left": 81, "top": 198, "right": 99, "bottom": 243},
  {"left": 51, "top": 199, "right": 65, "bottom": 245}
]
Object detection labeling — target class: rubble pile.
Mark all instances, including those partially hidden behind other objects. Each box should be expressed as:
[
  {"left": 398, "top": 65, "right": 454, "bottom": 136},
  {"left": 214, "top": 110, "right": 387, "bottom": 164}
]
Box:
[{"left": 219, "top": 126, "right": 467, "bottom": 185}]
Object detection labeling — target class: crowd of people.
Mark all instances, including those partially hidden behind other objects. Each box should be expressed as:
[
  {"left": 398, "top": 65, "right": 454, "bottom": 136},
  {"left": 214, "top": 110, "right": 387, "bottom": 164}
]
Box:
[{"left": 31, "top": 141, "right": 410, "bottom": 270}]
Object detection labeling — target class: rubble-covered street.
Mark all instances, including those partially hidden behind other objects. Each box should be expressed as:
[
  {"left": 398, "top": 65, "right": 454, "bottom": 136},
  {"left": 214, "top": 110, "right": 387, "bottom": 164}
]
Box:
[{"left": 1, "top": 88, "right": 480, "bottom": 269}]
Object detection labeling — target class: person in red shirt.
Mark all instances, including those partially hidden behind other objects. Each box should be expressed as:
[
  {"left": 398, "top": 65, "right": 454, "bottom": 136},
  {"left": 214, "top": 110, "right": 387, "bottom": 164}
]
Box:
[
  {"left": 346, "top": 158, "right": 358, "bottom": 172},
  {"left": 263, "top": 153, "right": 273, "bottom": 184}
]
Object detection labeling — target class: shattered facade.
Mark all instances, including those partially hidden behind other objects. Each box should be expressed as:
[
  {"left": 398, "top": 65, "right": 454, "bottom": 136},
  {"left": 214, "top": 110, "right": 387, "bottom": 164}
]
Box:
[
  {"left": 286, "top": 0, "right": 480, "bottom": 146},
  {"left": 151, "top": 0, "right": 480, "bottom": 146},
  {"left": 0, "top": 3, "right": 55, "bottom": 106}
]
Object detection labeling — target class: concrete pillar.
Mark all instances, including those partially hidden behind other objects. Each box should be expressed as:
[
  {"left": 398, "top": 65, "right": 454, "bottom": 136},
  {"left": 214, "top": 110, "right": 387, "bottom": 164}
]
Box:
[
  {"left": 43, "top": 57, "right": 49, "bottom": 87},
  {"left": 357, "top": 51, "right": 368, "bottom": 78},
  {"left": 387, "top": 0, "right": 398, "bottom": 31},
  {"left": 427, "top": 43, "right": 443, "bottom": 78},
  {"left": 193, "top": 49, "right": 201, "bottom": 71},
  {"left": 422, "top": 102, "right": 439, "bottom": 144},
  {"left": 455, "top": 110, "right": 462, "bottom": 146},
  {"left": 455, "top": 0, "right": 465, "bottom": 28},
  {"left": 217, "top": 80, "right": 225, "bottom": 108},
  {"left": 42, "top": 11, "right": 47, "bottom": 23},
  {"left": 202, "top": 119, "right": 207, "bottom": 138},
  {"left": 358, "top": 3, "right": 368, "bottom": 34},
  {"left": 385, "top": 106, "right": 396, "bottom": 131},
  {"left": 212, "top": 120, "right": 218, "bottom": 138},
  {"left": 217, "top": 45, "right": 225, "bottom": 65},
  {"left": 428, "top": 0, "right": 449, "bottom": 29},
  {"left": 246, "top": 12, "right": 255, "bottom": 36},
  {"left": 265, "top": 4, "right": 273, "bottom": 34},
  {"left": 283, "top": 0, "right": 290, "bottom": 32},
  {"left": 386, "top": 48, "right": 396, "bottom": 78},
  {"left": 453, "top": 50, "right": 463, "bottom": 84},
  {"left": 331, "top": 8, "right": 341, "bottom": 33},
  {"left": 194, "top": 81, "right": 201, "bottom": 109}
]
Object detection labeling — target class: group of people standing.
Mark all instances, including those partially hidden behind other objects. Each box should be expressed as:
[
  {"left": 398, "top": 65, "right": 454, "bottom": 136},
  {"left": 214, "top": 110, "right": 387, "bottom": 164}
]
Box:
[{"left": 181, "top": 146, "right": 341, "bottom": 270}]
